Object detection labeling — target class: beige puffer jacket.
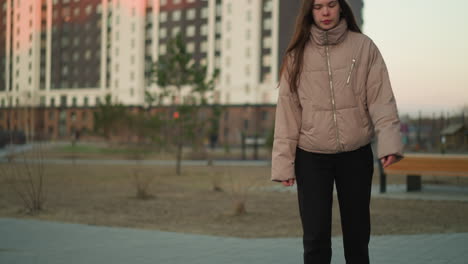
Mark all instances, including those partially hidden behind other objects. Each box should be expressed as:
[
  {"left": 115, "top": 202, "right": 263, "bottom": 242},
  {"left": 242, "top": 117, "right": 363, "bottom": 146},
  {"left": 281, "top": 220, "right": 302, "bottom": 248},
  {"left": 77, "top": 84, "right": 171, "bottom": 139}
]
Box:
[{"left": 271, "top": 20, "right": 404, "bottom": 182}]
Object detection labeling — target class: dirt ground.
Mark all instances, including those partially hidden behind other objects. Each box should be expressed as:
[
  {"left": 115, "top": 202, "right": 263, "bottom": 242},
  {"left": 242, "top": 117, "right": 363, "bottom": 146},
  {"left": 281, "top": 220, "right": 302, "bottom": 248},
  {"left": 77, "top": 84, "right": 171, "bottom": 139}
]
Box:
[{"left": 1, "top": 162, "right": 468, "bottom": 238}]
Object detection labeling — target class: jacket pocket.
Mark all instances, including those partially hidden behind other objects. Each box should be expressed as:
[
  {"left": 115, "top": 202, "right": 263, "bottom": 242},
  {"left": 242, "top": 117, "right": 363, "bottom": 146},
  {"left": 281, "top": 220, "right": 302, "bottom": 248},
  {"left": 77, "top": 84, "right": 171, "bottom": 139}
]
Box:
[{"left": 346, "top": 59, "right": 356, "bottom": 85}]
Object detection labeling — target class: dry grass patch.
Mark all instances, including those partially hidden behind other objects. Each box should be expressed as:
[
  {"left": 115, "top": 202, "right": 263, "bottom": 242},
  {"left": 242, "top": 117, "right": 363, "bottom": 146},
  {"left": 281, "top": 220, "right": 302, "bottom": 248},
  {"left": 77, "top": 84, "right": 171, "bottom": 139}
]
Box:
[{"left": 0, "top": 163, "right": 467, "bottom": 238}]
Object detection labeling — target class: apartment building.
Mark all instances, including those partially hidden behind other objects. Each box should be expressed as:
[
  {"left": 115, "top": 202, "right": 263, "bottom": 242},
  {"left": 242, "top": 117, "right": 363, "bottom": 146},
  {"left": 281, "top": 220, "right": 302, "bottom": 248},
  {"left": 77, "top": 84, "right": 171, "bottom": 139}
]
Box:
[{"left": 0, "top": 0, "right": 363, "bottom": 142}]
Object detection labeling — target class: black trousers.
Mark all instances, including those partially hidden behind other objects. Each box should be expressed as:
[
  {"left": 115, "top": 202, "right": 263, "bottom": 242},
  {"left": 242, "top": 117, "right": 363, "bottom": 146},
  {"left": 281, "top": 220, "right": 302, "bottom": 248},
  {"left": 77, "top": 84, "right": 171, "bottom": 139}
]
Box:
[{"left": 294, "top": 144, "right": 374, "bottom": 264}]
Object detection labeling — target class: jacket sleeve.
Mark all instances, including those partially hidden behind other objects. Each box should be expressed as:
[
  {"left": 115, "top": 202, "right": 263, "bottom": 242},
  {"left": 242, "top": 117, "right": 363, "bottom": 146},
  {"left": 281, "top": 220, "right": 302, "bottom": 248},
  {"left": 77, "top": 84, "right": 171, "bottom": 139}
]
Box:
[
  {"left": 366, "top": 41, "right": 404, "bottom": 162},
  {"left": 271, "top": 68, "right": 302, "bottom": 182}
]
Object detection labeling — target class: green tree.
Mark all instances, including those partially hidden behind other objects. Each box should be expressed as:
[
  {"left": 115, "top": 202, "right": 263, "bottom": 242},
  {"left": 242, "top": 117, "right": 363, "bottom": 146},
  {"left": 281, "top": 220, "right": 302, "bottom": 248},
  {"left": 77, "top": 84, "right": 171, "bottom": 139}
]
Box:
[
  {"left": 93, "top": 94, "right": 127, "bottom": 140},
  {"left": 150, "top": 33, "right": 219, "bottom": 175}
]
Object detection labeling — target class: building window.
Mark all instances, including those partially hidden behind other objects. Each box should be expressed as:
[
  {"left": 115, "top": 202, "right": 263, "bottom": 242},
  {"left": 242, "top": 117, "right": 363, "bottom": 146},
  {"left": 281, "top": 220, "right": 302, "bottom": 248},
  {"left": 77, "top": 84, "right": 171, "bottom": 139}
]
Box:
[
  {"left": 171, "top": 26, "right": 180, "bottom": 37},
  {"left": 50, "top": 98, "right": 55, "bottom": 107},
  {"left": 60, "top": 95, "right": 67, "bottom": 107},
  {"left": 263, "top": 55, "right": 271, "bottom": 67},
  {"left": 172, "top": 10, "right": 181, "bottom": 21},
  {"left": 264, "top": 0, "right": 273, "bottom": 12},
  {"left": 201, "top": 41, "right": 207, "bottom": 52},
  {"left": 263, "top": 18, "right": 272, "bottom": 30},
  {"left": 201, "top": 24, "right": 208, "bottom": 36},
  {"left": 83, "top": 97, "right": 89, "bottom": 106},
  {"left": 186, "top": 25, "right": 195, "bottom": 37},
  {"left": 201, "top": 7, "right": 208, "bottom": 18},
  {"left": 187, "top": 8, "right": 196, "bottom": 20},
  {"left": 74, "top": 7, "right": 80, "bottom": 16},
  {"left": 263, "top": 37, "right": 272, "bottom": 48},
  {"left": 159, "top": 44, "right": 166, "bottom": 55},
  {"left": 159, "top": 28, "right": 167, "bottom": 38},
  {"left": 48, "top": 110, "right": 55, "bottom": 120},
  {"left": 72, "top": 97, "right": 77, "bottom": 106},
  {"left": 159, "top": 12, "right": 167, "bottom": 22},
  {"left": 215, "top": 5, "right": 222, "bottom": 16},
  {"left": 85, "top": 50, "right": 92, "bottom": 60},
  {"left": 215, "top": 22, "right": 221, "bottom": 34},
  {"left": 187, "top": 42, "right": 195, "bottom": 53},
  {"left": 73, "top": 51, "right": 80, "bottom": 61}
]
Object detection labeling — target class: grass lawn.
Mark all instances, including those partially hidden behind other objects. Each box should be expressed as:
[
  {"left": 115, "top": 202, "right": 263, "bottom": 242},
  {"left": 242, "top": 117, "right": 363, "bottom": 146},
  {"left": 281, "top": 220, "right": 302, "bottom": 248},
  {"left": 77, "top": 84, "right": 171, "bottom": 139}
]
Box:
[
  {"left": 26, "top": 142, "right": 273, "bottom": 161},
  {"left": 1, "top": 162, "right": 468, "bottom": 238}
]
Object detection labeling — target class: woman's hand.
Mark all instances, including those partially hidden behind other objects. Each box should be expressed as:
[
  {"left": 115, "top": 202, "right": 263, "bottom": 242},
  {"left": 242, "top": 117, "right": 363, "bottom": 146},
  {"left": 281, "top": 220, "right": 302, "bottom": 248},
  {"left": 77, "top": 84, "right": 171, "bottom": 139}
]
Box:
[
  {"left": 380, "top": 154, "right": 397, "bottom": 168},
  {"left": 281, "top": 178, "right": 295, "bottom": 187}
]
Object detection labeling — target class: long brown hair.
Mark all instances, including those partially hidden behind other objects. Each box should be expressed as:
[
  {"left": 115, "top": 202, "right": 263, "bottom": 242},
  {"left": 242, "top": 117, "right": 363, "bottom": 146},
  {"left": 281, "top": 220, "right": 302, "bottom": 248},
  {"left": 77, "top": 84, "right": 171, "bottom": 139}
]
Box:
[{"left": 279, "top": 0, "right": 361, "bottom": 93}]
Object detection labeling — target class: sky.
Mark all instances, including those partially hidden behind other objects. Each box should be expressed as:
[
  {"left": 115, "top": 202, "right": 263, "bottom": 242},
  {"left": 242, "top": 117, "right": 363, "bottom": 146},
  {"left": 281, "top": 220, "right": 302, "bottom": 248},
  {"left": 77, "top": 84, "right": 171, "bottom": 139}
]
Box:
[{"left": 362, "top": 0, "right": 468, "bottom": 117}]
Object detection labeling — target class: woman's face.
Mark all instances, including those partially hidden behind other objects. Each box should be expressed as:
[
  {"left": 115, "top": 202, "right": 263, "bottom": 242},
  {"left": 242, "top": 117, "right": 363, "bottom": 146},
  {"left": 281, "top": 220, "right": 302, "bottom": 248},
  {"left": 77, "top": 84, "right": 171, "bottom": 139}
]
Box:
[{"left": 312, "top": 0, "right": 341, "bottom": 30}]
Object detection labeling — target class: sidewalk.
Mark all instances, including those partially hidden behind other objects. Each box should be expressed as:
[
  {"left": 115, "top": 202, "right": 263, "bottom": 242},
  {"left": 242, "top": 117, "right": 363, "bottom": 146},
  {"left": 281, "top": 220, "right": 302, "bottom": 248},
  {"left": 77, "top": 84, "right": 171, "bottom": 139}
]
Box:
[{"left": 1, "top": 217, "right": 467, "bottom": 264}]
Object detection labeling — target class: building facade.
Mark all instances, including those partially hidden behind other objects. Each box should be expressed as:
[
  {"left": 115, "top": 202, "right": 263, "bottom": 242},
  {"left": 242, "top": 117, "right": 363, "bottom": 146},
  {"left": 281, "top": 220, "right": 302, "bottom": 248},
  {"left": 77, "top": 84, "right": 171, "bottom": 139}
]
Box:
[{"left": 1, "top": 0, "right": 363, "bottom": 143}]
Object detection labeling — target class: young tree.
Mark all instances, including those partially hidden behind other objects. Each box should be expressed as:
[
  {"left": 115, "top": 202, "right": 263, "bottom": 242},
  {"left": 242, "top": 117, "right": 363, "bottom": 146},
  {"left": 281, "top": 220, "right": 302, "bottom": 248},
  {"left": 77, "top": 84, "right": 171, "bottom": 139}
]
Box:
[{"left": 150, "top": 33, "right": 219, "bottom": 175}]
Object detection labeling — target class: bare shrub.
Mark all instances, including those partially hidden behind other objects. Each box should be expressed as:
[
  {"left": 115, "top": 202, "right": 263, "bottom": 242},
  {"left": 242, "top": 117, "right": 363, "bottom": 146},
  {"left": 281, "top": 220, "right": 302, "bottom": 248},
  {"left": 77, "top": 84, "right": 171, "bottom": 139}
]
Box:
[
  {"left": 224, "top": 169, "right": 260, "bottom": 216},
  {"left": 130, "top": 168, "right": 156, "bottom": 200},
  {"left": 210, "top": 171, "right": 223, "bottom": 192},
  {"left": 0, "top": 144, "right": 48, "bottom": 214}
]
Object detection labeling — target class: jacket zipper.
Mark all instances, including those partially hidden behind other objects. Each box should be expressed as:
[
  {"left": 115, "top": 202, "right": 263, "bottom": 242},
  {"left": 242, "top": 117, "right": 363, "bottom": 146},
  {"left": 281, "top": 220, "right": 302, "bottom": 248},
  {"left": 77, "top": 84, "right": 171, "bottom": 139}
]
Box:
[
  {"left": 325, "top": 32, "right": 343, "bottom": 152},
  {"left": 346, "top": 59, "right": 356, "bottom": 84}
]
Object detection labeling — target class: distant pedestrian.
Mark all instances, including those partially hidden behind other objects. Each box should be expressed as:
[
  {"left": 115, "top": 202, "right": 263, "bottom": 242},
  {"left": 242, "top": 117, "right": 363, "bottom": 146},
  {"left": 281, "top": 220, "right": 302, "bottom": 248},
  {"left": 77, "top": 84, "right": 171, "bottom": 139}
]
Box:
[{"left": 271, "top": 0, "right": 404, "bottom": 263}]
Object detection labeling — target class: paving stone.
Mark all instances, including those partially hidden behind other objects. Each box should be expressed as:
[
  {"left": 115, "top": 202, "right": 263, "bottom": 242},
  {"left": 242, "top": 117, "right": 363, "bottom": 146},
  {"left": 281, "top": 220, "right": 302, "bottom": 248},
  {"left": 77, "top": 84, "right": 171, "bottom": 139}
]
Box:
[{"left": 1, "top": 218, "right": 467, "bottom": 264}]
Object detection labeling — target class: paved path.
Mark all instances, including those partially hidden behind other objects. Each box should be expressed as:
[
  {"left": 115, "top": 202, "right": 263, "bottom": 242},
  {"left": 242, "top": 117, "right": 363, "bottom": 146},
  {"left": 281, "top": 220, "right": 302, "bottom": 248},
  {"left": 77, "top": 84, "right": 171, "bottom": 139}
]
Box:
[{"left": 1, "top": 218, "right": 467, "bottom": 264}]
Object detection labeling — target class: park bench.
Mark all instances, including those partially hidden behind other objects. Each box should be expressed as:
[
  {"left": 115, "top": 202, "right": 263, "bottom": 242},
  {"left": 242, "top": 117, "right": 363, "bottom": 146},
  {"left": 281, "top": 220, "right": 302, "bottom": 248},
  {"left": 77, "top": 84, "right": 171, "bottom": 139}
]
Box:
[{"left": 382, "top": 154, "right": 468, "bottom": 192}]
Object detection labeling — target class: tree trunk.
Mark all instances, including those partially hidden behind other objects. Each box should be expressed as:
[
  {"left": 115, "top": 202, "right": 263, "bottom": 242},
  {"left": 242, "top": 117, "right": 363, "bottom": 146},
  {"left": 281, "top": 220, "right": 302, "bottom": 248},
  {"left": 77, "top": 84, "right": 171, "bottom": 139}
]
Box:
[{"left": 176, "top": 118, "right": 183, "bottom": 175}]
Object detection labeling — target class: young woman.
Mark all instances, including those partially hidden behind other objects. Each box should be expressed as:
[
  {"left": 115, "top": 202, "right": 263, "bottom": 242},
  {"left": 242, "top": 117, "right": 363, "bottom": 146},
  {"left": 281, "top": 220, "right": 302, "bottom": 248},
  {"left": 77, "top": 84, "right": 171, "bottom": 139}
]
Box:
[{"left": 271, "top": 0, "right": 404, "bottom": 263}]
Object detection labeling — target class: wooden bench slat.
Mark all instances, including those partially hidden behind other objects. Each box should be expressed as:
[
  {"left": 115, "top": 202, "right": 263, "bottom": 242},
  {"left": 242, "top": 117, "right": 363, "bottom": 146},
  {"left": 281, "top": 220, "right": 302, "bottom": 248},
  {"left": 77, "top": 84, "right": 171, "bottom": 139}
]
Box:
[{"left": 384, "top": 156, "right": 468, "bottom": 177}]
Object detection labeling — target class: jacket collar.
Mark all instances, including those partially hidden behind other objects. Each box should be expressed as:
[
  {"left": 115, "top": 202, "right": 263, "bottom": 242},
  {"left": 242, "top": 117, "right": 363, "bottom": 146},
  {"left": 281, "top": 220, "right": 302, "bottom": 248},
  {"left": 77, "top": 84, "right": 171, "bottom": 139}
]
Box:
[{"left": 310, "top": 19, "right": 348, "bottom": 46}]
